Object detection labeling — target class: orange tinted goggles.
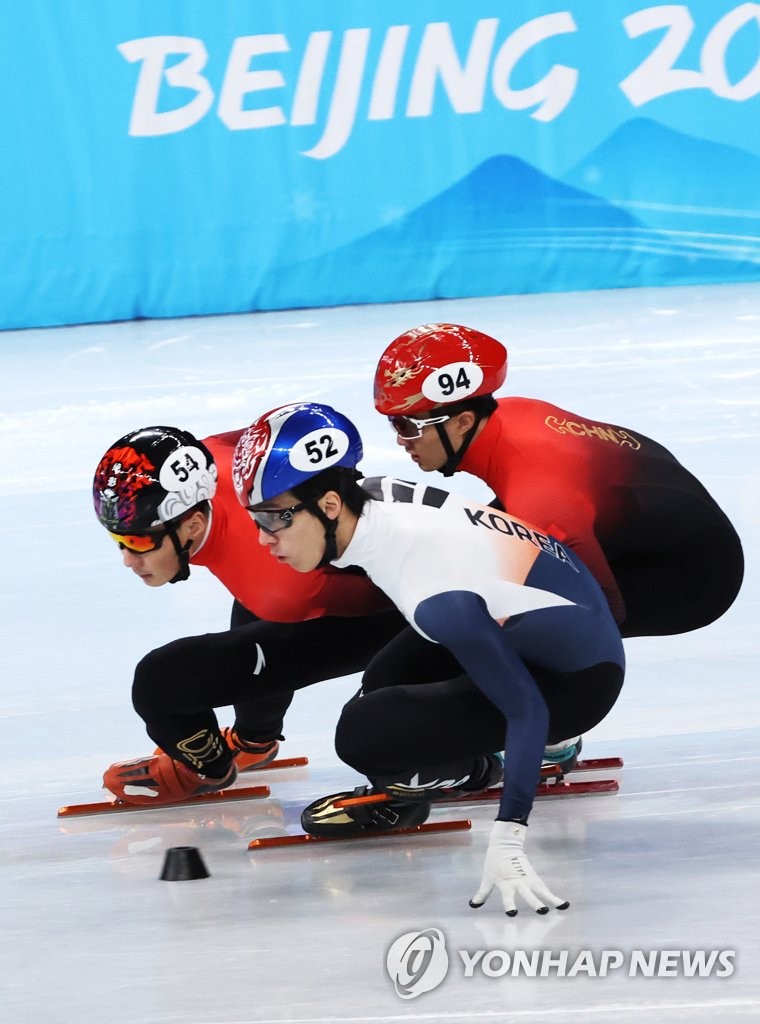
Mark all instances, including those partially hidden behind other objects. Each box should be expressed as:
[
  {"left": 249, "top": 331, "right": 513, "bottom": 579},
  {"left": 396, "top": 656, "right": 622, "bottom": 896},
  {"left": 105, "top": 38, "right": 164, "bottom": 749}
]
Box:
[{"left": 108, "top": 530, "right": 167, "bottom": 554}]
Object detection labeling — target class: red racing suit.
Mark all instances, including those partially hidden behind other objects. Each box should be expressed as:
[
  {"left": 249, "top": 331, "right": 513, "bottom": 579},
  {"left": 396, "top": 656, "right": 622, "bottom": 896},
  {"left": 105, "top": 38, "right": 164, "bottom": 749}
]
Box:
[
  {"left": 458, "top": 399, "right": 743, "bottom": 635},
  {"left": 191, "top": 430, "right": 389, "bottom": 621}
]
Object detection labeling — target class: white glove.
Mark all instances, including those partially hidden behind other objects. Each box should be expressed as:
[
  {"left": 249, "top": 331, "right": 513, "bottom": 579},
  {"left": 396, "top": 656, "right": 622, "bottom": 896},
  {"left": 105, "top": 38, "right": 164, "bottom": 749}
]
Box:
[{"left": 469, "top": 821, "right": 570, "bottom": 917}]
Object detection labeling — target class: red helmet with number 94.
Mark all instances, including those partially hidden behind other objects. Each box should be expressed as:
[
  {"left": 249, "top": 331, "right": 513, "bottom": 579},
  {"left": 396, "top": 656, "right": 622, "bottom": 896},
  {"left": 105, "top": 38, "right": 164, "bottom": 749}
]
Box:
[{"left": 373, "top": 323, "right": 507, "bottom": 416}]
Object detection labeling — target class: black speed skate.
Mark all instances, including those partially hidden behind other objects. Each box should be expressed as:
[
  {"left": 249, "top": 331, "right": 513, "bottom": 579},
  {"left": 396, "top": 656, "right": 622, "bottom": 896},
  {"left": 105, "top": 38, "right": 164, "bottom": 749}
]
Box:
[
  {"left": 372, "top": 753, "right": 504, "bottom": 803},
  {"left": 542, "top": 737, "right": 583, "bottom": 779},
  {"left": 301, "top": 786, "right": 431, "bottom": 839}
]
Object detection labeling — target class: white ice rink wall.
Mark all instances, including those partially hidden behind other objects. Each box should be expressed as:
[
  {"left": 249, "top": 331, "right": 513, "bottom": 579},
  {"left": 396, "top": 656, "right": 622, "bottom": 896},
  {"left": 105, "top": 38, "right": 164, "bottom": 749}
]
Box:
[{"left": 4, "top": 0, "right": 760, "bottom": 330}]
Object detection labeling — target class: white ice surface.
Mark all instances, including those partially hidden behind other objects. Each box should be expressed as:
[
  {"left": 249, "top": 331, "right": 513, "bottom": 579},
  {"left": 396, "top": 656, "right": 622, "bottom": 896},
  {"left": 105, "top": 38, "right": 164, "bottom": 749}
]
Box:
[{"left": 0, "top": 284, "right": 758, "bottom": 1023}]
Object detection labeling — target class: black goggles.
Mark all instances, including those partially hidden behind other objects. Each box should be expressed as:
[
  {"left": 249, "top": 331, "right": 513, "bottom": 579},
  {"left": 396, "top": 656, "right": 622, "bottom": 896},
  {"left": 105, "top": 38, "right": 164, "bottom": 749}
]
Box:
[
  {"left": 248, "top": 500, "right": 314, "bottom": 535},
  {"left": 388, "top": 413, "right": 452, "bottom": 440}
]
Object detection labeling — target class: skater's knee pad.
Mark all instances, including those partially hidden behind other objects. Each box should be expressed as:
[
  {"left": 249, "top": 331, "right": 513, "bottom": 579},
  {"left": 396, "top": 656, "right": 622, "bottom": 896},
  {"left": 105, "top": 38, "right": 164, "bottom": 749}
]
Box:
[
  {"left": 131, "top": 647, "right": 179, "bottom": 719},
  {"left": 334, "top": 702, "right": 370, "bottom": 772},
  {"left": 335, "top": 689, "right": 415, "bottom": 776}
]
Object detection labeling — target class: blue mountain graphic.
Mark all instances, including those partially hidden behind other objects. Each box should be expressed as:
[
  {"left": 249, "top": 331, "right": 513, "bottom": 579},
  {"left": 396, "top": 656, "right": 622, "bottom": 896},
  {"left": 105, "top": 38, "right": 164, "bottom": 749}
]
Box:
[
  {"left": 563, "top": 118, "right": 760, "bottom": 237},
  {"left": 257, "top": 152, "right": 760, "bottom": 310}
]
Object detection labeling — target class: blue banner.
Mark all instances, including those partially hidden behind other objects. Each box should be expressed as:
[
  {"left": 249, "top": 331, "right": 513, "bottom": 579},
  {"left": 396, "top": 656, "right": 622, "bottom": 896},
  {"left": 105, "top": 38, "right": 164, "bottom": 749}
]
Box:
[{"left": 3, "top": 1, "right": 760, "bottom": 329}]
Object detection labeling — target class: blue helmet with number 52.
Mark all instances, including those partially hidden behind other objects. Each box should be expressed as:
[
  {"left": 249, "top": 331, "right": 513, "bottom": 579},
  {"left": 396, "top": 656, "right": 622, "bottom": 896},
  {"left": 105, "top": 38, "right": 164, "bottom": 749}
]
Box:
[{"left": 232, "top": 403, "right": 364, "bottom": 508}]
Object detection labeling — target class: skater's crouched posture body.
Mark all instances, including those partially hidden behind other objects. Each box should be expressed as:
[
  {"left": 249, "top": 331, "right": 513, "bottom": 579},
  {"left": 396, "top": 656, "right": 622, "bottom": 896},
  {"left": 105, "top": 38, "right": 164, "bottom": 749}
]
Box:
[
  {"left": 93, "top": 425, "right": 403, "bottom": 805},
  {"left": 236, "top": 402, "right": 625, "bottom": 915},
  {"left": 374, "top": 322, "right": 743, "bottom": 636}
]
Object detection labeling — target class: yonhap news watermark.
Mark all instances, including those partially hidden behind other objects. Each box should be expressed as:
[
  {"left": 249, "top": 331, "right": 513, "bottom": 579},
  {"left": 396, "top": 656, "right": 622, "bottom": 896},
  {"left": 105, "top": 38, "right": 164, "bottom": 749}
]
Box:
[{"left": 386, "top": 928, "right": 736, "bottom": 999}]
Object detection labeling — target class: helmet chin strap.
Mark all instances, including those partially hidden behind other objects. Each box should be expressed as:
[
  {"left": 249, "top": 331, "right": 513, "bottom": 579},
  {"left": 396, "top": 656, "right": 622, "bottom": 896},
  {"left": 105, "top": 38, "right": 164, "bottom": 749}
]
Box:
[
  {"left": 436, "top": 419, "right": 480, "bottom": 477},
  {"left": 166, "top": 526, "right": 192, "bottom": 584},
  {"left": 297, "top": 497, "right": 338, "bottom": 568},
  {"left": 307, "top": 505, "right": 339, "bottom": 568}
]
